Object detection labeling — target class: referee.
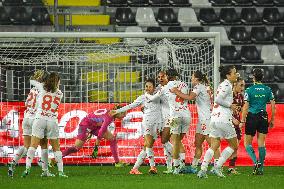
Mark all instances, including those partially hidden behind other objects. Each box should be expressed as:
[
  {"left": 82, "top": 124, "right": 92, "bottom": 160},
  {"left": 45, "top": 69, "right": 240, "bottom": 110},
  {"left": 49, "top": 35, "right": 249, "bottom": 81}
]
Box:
[{"left": 239, "top": 68, "right": 276, "bottom": 175}]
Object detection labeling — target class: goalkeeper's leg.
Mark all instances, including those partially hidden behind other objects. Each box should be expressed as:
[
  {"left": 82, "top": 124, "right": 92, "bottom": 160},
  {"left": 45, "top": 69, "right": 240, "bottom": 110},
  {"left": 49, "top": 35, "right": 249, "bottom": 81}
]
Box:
[{"left": 62, "top": 139, "right": 85, "bottom": 157}]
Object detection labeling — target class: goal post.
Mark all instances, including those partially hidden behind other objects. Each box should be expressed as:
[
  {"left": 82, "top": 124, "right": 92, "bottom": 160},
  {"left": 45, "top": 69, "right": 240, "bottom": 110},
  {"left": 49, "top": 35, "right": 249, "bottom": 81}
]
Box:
[{"left": 0, "top": 32, "right": 220, "bottom": 165}]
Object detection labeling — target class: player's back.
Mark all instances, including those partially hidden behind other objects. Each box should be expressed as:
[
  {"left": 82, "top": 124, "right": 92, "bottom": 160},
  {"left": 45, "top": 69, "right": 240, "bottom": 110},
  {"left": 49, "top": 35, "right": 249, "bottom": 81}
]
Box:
[
  {"left": 24, "top": 87, "right": 39, "bottom": 118},
  {"left": 165, "top": 80, "right": 190, "bottom": 117},
  {"left": 35, "top": 89, "right": 63, "bottom": 122},
  {"left": 80, "top": 109, "right": 111, "bottom": 128},
  {"left": 194, "top": 83, "right": 212, "bottom": 121}
]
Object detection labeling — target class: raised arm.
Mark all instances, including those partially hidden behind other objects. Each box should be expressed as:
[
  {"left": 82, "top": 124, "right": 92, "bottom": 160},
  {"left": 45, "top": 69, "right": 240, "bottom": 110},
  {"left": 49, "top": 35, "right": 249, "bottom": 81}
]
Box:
[{"left": 115, "top": 96, "right": 143, "bottom": 114}]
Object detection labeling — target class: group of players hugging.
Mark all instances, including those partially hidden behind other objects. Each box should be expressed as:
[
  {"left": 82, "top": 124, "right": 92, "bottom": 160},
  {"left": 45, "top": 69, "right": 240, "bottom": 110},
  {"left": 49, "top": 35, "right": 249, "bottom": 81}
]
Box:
[{"left": 7, "top": 65, "right": 275, "bottom": 178}]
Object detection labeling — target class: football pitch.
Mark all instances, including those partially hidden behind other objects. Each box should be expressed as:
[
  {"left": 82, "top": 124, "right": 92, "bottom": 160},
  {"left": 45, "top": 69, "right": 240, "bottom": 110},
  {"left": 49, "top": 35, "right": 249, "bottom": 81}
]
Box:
[{"left": 1, "top": 165, "right": 284, "bottom": 189}]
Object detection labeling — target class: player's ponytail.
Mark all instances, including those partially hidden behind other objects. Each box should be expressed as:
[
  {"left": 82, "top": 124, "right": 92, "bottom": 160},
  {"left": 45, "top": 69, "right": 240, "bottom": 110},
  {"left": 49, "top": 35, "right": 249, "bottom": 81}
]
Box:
[{"left": 44, "top": 72, "right": 60, "bottom": 93}]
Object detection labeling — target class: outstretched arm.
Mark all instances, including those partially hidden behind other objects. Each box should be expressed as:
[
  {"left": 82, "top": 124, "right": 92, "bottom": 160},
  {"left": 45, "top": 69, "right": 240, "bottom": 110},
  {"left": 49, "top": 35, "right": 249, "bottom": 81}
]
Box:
[
  {"left": 115, "top": 96, "right": 143, "bottom": 114},
  {"left": 171, "top": 87, "right": 197, "bottom": 101}
]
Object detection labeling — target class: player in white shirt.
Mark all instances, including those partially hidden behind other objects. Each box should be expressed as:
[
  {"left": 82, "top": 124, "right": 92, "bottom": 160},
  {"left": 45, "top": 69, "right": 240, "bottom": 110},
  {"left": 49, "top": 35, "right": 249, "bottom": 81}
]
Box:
[
  {"left": 22, "top": 72, "right": 68, "bottom": 178},
  {"left": 197, "top": 65, "right": 239, "bottom": 178},
  {"left": 114, "top": 79, "right": 162, "bottom": 174},
  {"left": 145, "top": 69, "right": 191, "bottom": 174},
  {"left": 7, "top": 70, "right": 52, "bottom": 177},
  {"left": 171, "top": 70, "right": 220, "bottom": 173},
  {"left": 156, "top": 71, "right": 173, "bottom": 174}
]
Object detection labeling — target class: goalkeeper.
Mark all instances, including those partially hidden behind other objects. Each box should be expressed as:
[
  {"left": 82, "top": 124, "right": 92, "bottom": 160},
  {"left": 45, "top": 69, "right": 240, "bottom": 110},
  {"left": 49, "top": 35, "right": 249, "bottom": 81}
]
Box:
[{"left": 62, "top": 106, "right": 128, "bottom": 167}]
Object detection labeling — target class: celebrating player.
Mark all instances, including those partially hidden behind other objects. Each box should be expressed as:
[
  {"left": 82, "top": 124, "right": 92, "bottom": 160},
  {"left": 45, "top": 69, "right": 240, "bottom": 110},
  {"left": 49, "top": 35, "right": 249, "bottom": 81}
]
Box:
[
  {"left": 113, "top": 78, "right": 161, "bottom": 174},
  {"left": 227, "top": 77, "right": 245, "bottom": 174},
  {"left": 171, "top": 70, "right": 220, "bottom": 173},
  {"left": 197, "top": 65, "right": 239, "bottom": 178},
  {"left": 145, "top": 69, "right": 191, "bottom": 174},
  {"left": 156, "top": 71, "right": 173, "bottom": 174},
  {"left": 61, "top": 105, "right": 128, "bottom": 168},
  {"left": 8, "top": 70, "right": 51, "bottom": 177},
  {"left": 240, "top": 68, "right": 275, "bottom": 175},
  {"left": 22, "top": 72, "right": 68, "bottom": 178}
]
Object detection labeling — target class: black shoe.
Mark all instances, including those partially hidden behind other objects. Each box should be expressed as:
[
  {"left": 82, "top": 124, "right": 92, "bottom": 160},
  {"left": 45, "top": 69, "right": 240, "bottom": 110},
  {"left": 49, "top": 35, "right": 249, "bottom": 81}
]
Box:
[{"left": 252, "top": 161, "right": 261, "bottom": 175}]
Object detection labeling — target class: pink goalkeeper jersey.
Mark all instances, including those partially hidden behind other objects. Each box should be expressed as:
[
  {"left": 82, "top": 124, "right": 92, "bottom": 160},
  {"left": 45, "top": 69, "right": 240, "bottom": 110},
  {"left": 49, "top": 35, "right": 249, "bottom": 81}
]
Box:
[{"left": 79, "top": 109, "right": 114, "bottom": 140}]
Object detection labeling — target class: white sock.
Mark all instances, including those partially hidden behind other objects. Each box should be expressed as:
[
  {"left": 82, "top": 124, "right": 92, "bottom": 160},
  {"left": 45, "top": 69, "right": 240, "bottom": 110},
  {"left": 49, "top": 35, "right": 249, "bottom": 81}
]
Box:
[
  {"left": 173, "top": 159, "right": 180, "bottom": 167},
  {"left": 41, "top": 149, "right": 48, "bottom": 171},
  {"left": 54, "top": 151, "right": 63, "bottom": 172},
  {"left": 216, "top": 147, "right": 234, "bottom": 169},
  {"left": 133, "top": 150, "right": 146, "bottom": 169},
  {"left": 146, "top": 147, "right": 155, "bottom": 167},
  {"left": 201, "top": 148, "right": 214, "bottom": 171},
  {"left": 179, "top": 152, "right": 185, "bottom": 163},
  {"left": 164, "top": 149, "right": 172, "bottom": 170},
  {"left": 13, "top": 147, "right": 27, "bottom": 164},
  {"left": 163, "top": 142, "right": 173, "bottom": 155},
  {"left": 192, "top": 157, "right": 199, "bottom": 168},
  {"left": 26, "top": 147, "right": 36, "bottom": 169},
  {"left": 214, "top": 159, "right": 219, "bottom": 167}
]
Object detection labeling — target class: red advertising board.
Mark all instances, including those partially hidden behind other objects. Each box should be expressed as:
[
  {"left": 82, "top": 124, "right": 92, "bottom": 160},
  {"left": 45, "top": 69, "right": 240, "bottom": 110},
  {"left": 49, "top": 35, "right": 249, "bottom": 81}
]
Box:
[{"left": 0, "top": 102, "right": 283, "bottom": 166}]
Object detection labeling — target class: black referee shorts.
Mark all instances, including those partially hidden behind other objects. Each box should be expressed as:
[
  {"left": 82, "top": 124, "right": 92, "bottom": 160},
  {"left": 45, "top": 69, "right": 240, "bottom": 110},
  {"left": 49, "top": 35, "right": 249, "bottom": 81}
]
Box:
[{"left": 245, "top": 111, "right": 269, "bottom": 136}]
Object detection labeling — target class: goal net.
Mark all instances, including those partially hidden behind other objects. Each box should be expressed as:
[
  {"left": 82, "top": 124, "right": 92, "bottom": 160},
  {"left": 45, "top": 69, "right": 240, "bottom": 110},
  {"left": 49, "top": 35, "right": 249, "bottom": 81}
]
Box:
[{"left": 0, "top": 32, "right": 220, "bottom": 165}]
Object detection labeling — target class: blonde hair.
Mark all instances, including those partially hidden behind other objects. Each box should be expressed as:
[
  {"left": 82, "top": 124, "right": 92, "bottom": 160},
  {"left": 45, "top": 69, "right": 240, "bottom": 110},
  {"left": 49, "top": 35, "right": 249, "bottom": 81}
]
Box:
[{"left": 31, "top": 70, "right": 44, "bottom": 81}]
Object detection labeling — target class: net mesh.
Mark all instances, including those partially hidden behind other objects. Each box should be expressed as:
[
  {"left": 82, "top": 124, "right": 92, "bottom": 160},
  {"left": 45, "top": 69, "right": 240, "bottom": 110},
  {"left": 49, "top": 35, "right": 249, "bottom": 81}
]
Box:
[{"left": 0, "top": 35, "right": 216, "bottom": 165}]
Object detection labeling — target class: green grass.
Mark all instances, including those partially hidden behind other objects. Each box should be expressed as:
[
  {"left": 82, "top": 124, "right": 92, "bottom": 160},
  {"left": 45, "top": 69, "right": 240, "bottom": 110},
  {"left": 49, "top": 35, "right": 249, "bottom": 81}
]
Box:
[{"left": 1, "top": 165, "right": 284, "bottom": 189}]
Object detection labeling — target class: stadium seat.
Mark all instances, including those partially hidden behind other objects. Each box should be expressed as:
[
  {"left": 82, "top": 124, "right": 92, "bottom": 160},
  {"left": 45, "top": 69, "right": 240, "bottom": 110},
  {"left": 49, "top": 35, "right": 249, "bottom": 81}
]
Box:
[
  {"left": 210, "top": 0, "right": 232, "bottom": 6},
  {"left": 116, "top": 71, "right": 141, "bottom": 83},
  {"left": 168, "top": 26, "right": 184, "bottom": 32},
  {"left": 178, "top": 8, "right": 200, "bottom": 27},
  {"left": 274, "top": 0, "right": 284, "bottom": 6},
  {"left": 146, "top": 26, "right": 163, "bottom": 32},
  {"left": 115, "top": 8, "right": 137, "bottom": 26},
  {"left": 275, "top": 66, "right": 284, "bottom": 81},
  {"left": 127, "top": 0, "right": 149, "bottom": 6},
  {"left": 136, "top": 7, "right": 158, "bottom": 27},
  {"left": 169, "top": 0, "right": 192, "bottom": 6},
  {"left": 107, "top": 0, "right": 127, "bottom": 6},
  {"left": 261, "top": 45, "right": 284, "bottom": 64},
  {"left": 241, "top": 8, "right": 262, "bottom": 25},
  {"left": 220, "top": 46, "right": 242, "bottom": 64},
  {"left": 9, "top": 6, "right": 31, "bottom": 25},
  {"left": 232, "top": 0, "right": 253, "bottom": 6},
  {"left": 219, "top": 8, "right": 241, "bottom": 25},
  {"left": 149, "top": 0, "right": 170, "bottom": 6},
  {"left": 188, "top": 26, "right": 205, "bottom": 32},
  {"left": 24, "top": 0, "right": 44, "bottom": 6},
  {"left": 209, "top": 26, "right": 231, "bottom": 45},
  {"left": 229, "top": 27, "right": 251, "bottom": 44},
  {"left": 191, "top": 0, "right": 211, "bottom": 7},
  {"left": 273, "top": 27, "right": 284, "bottom": 44},
  {"left": 241, "top": 45, "right": 263, "bottom": 64},
  {"left": 262, "top": 8, "right": 284, "bottom": 25},
  {"left": 251, "top": 27, "right": 273, "bottom": 44},
  {"left": 0, "top": 7, "right": 11, "bottom": 25},
  {"left": 83, "top": 71, "right": 108, "bottom": 83},
  {"left": 88, "top": 91, "right": 108, "bottom": 102},
  {"left": 114, "top": 90, "right": 143, "bottom": 103},
  {"left": 199, "top": 8, "right": 220, "bottom": 25},
  {"left": 253, "top": 0, "right": 274, "bottom": 6},
  {"left": 2, "top": 0, "right": 24, "bottom": 6},
  {"left": 31, "top": 7, "right": 51, "bottom": 25},
  {"left": 124, "top": 26, "right": 147, "bottom": 46},
  {"left": 157, "top": 8, "right": 179, "bottom": 26}
]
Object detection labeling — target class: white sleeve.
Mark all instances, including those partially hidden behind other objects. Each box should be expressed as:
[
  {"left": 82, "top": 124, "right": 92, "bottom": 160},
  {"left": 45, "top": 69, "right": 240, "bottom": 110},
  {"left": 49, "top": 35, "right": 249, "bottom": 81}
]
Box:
[
  {"left": 115, "top": 95, "right": 144, "bottom": 113},
  {"left": 215, "top": 84, "right": 231, "bottom": 108},
  {"left": 30, "top": 80, "right": 44, "bottom": 93},
  {"left": 180, "top": 82, "right": 189, "bottom": 95},
  {"left": 192, "top": 85, "right": 200, "bottom": 96}
]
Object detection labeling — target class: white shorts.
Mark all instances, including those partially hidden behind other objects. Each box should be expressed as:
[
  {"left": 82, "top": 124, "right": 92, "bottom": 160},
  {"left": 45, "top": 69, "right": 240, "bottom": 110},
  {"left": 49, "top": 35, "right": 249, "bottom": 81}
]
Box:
[
  {"left": 196, "top": 119, "right": 211, "bottom": 136},
  {"left": 169, "top": 116, "right": 191, "bottom": 135},
  {"left": 22, "top": 117, "right": 35, "bottom": 136},
  {"left": 32, "top": 118, "right": 59, "bottom": 139},
  {"left": 159, "top": 115, "right": 171, "bottom": 132},
  {"left": 142, "top": 121, "right": 160, "bottom": 140},
  {"left": 209, "top": 121, "right": 237, "bottom": 139}
]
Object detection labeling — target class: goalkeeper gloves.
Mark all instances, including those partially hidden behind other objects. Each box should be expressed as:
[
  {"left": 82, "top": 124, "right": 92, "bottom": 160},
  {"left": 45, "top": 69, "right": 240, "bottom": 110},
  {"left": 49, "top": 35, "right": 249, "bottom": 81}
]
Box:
[{"left": 91, "top": 145, "right": 99, "bottom": 159}]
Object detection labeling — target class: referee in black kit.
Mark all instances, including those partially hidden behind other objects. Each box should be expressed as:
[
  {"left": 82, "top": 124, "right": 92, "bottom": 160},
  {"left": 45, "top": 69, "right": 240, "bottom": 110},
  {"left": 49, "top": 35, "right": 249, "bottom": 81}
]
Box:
[{"left": 239, "top": 68, "right": 276, "bottom": 175}]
